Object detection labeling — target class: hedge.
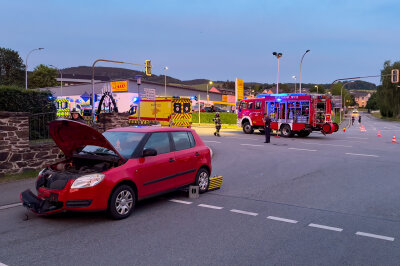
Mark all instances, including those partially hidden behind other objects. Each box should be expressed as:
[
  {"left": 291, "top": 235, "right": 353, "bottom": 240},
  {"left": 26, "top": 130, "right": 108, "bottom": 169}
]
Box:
[
  {"left": 192, "top": 112, "right": 237, "bottom": 124},
  {"left": 0, "top": 86, "right": 56, "bottom": 113}
]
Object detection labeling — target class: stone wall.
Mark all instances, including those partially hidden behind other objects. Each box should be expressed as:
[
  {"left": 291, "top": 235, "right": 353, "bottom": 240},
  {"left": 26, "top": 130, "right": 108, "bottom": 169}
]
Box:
[
  {"left": 0, "top": 112, "right": 59, "bottom": 176},
  {"left": 95, "top": 112, "right": 130, "bottom": 133}
]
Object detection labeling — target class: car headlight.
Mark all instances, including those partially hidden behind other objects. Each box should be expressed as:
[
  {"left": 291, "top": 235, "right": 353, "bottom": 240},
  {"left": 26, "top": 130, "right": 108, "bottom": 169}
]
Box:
[{"left": 71, "top": 174, "right": 105, "bottom": 189}]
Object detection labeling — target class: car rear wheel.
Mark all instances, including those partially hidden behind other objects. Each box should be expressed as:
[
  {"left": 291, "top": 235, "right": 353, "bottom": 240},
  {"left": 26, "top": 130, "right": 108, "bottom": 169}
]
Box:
[
  {"left": 195, "top": 168, "right": 210, "bottom": 193},
  {"left": 108, "top": 185, "right": 135, "bottom": 220}
]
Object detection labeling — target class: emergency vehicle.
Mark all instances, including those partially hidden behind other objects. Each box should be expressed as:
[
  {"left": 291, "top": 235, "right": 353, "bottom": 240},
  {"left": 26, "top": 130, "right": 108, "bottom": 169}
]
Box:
[
  {"left": 237, "top": 93, "right": 339, "bottom": 137},
  {"left": 128, "top": 96, "right": 192, "bottom": 127}
]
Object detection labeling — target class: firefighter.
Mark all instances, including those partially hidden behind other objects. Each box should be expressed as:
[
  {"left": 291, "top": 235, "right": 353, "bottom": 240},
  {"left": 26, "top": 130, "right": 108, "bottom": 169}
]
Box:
[
  {"left": 70, "top": 108, "right": 85, "bottom": 123},
  {"left": 263, "top": 113, "right": 271, "bottom": 143},
  {"left": 351, "top": 116, "right": 355, "bottom": 125},
  {"left": 213, "top": 112, "right": 221, "bottom": 137}
]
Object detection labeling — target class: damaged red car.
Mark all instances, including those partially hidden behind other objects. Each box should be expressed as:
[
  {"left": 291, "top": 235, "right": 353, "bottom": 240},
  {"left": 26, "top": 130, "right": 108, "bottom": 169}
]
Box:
[{"left": 21, "top": 120, "right": 212, "bottom": 219}]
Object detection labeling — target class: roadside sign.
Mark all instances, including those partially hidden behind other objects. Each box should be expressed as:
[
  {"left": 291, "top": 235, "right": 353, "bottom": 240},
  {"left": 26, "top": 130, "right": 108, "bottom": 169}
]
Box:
[
  {"left": 144, "top": 88, "right": 156, "bottom": 100},
  {"left": 110, "top": 81, "right": 128, "bottom": 92},
  {"left": 235, "top": 78, "right": 244, "bottom": 102},
  {"left": 136, "top": 75, "right": 142, "bottom": 85}
]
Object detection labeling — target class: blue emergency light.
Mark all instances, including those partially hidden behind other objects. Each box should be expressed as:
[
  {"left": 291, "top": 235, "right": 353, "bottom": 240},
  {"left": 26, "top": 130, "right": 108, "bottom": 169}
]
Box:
[{"left": 133, "top": 97, "right": 139, "bottom": 102}]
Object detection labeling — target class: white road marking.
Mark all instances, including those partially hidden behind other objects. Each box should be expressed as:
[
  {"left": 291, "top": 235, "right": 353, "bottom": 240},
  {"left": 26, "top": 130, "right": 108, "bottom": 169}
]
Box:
[
  {"left": 345, "top": 153, "right": 379, "bottom": 158},
  {"left": 169, "top": 199, "right": 192, "bottom": 205},
  {"left": 267, "top": 216, "right": 298, "bottom": 224},
  {"left": 226, "top": 136, "right": 258, "bottom": 141},
  {"left": 301, "top": 142, "right": 352, "bottom": 148},
  {"left": 346, "top": 137, "right": 368, "bottom": 140},
  {"left": 198, "top": 204, "right": 223, "bottom": 210},
  {"left": 203, "top": 141, "right": 221, "bottom": 143},
  {"left": 240, "top": 144, "right": 264, "bottom": 147},
  {"left": 0, "top": 203, "right": 22, "bottom": 210},
  {"left": 308, "top": 223, "right": 343, "bottom": 232},
  {"left": 0, "top": 262, "right": 9, "bottom": 266},
  {"left": 288, "top": 148, "right": 317, "bottom": 152},
  {"left": 230, "top": 209, "right": 258, "bottom": 216},
  {"left": 355, "top": 232, "right": 394, "bottom": 241}
]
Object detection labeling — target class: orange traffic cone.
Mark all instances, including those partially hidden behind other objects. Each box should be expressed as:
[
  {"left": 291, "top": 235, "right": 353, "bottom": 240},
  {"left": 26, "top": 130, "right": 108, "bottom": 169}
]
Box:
[
  {"left": 377, "top": 130, "right": 381, "bottom": 137},
  {"left": 343, "top": 128, "right": 346, "bottom": 132},
  {"left": 392, "top": 135, "right": 397, "bottom": 143}
]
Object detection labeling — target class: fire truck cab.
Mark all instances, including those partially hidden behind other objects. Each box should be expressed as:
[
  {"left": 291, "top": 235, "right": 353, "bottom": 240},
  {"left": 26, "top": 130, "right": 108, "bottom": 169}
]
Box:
[{"left": 237, "top": 93, "right": 339, "bottom": 137}]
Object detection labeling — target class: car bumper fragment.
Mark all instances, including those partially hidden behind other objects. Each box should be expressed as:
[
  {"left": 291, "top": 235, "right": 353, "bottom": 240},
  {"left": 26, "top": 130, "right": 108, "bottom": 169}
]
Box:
[{"left": 20, "top": 189, "right": 63, "bottom": 215}]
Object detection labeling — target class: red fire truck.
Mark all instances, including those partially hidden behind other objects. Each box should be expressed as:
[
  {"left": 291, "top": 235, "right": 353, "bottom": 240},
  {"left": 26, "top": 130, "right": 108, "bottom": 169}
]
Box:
[{"left": 237, "top": 93, "right": 339, "bottom": 137}]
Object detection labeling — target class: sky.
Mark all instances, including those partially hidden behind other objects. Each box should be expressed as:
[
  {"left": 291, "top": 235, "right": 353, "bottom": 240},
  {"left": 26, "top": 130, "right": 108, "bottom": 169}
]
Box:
[{"left": 1, "top": 0, "right": 399, "bottom": 85}]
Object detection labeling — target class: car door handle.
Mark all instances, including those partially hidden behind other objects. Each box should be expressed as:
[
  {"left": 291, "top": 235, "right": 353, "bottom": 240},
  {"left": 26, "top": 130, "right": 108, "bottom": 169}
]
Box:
[
  {"left": 195, "top": 152, "right": 200, "bottom": 157},
  {"left": 169, "top": 158, "right": 175, "bottom": 162}
]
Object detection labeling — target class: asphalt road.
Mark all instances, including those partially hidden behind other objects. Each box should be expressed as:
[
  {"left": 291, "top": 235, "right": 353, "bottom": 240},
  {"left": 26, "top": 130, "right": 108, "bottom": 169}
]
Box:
[{"left": 1, "top": 113, "right": 400, "bottom": 265}]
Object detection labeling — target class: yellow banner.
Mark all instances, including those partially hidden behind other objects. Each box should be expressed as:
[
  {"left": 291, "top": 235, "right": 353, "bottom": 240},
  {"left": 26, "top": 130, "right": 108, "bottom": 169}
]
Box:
[
  {"left": 111, "top": 81, "right": 128, "bottom": 92},
  {"left": 236, "top": 78, "right": 244, "bottom": 100}
]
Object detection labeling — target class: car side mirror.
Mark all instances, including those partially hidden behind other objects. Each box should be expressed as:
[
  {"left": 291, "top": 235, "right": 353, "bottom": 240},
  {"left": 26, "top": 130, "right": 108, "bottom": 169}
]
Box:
[{"left": 143, "top": 148, "right": 157, "bottom": 157}]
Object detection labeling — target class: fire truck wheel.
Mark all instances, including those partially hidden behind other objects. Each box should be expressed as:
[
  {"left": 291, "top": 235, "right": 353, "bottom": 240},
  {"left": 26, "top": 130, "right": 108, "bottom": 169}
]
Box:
[
  {"left": 333, "top": 123, "right": 339, "bottom": 132},
  {"left": 242, "top": 122, "right": 254, "bottom": 134},
  {"left": 195, "top": 168, "right": 210, "bottom": 193},
  {"left": 280, "top": 124, "right": 292, "bottom": 137},
  {"left": 298, "top": 130, "right": 311, "bottom": 137}
]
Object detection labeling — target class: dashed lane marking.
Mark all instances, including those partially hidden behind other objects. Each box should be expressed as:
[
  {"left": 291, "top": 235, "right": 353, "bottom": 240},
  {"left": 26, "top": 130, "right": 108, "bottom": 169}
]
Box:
[
  {"left": 169, "top": 199, "right": 192, "bottom": 205},
  {"left": 288, "top": 148, "right": 317, "bottom": 152},
  {"left": 198, "top": 204, "right": 224, "bottom": 210},
  {"left": 355, "top": 232, "right": 394, "bottom": 241},
  {"left": 0, "top": 262, "right": 9, "bottom": 266},
  {"left": 267, "top": 216, "right": 298, "bottom": 224},
  {"left": 240, "top": 144, "right": 264, "bottom": 147},
  {"left": 308, "top": 223, "right": 343, "bottom": 232},
  {"left": 226, "top": 136, "right": 259, "bottom": 141},
  {"left": 300, "top": 142, "right": 352, "bottom": 148},
  {"left": 230, "top": 209, "right": 258, "bottom": 216},
  {"left": 0, "top": 203, "right": 22, "bottom": 210},
  {"left": 345, "top": 153, "right": 379, "bottom": 158},
  {"left": 203, "top": 141, "right": 222, "bottom": 143}
]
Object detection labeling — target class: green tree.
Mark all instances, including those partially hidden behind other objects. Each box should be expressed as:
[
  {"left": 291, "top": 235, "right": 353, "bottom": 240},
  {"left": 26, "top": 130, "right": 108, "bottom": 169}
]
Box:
[
  {"left": 309, "top": 85, "right": 325, "bottom": 94},
  {"left": 329, "top": 82, "right": 353, "bottom": 107},
  {"left": 366, "top": 92, "right": 379, "bottom": 110},
  {"left": 377, "top": 60, "right": 400, "bottom": 117},
  {"left": 0, "top": 47, "right": 25, "bottom": 86},
  {"left": 29, "top": 64, "right": 58, "bottom": 89}
]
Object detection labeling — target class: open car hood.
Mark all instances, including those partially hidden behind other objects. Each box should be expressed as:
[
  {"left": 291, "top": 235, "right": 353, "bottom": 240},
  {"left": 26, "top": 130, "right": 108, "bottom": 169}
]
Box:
[{"left": 49, "top": 119, "right": 125, "bottom": 161}]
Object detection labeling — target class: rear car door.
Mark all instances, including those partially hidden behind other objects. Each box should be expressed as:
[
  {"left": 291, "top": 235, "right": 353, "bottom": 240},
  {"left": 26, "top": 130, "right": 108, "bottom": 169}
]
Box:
[
  {"left": 136, "top": 132, "right": 176, "bottom": 197},
  {"left": 171, "top": 131, "right": 198, "bottom": 186}
]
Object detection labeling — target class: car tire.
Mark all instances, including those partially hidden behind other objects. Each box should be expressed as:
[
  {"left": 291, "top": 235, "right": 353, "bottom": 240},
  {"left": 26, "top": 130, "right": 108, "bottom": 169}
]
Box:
[
  {"left": 243, "top": 122, "right": 254, "bottom": 134},
  {"left": 108, "top": 185, "right": 135, "bottom": 220},
  {"left": 195, "top": 168, "right": 210, "bottom": 194},
  {"left": 280, "top": 124, "right": 292, "bottom": 137}
]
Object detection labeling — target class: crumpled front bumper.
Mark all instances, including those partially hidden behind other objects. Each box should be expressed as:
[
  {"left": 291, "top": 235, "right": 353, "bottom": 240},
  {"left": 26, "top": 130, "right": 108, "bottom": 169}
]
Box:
[{"left": 20, "top": 189, "right": 63, "bottom": 215}]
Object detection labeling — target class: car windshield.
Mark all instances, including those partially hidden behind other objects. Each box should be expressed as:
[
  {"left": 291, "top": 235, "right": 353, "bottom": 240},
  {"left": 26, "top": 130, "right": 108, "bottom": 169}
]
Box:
[{"left": 80, "top": 131, "right": 145, "bottom": 159}]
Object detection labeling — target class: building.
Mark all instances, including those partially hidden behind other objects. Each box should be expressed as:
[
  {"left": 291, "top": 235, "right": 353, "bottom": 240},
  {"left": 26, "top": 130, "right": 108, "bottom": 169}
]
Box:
[
  {"left": 352, "top": 91, "right": 371, "bottom": 108},
  {"left": 42, "top": 78, "right": 236, "bottom": 112}
]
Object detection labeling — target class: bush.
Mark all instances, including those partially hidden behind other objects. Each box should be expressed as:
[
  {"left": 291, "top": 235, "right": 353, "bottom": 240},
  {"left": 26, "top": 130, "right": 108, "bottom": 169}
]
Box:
[
  {"left": 192, "top": 112, "right": 237, "bottom": 124},
  {"left": 0, "top": 86, "right": 56, "bottom": 113}
]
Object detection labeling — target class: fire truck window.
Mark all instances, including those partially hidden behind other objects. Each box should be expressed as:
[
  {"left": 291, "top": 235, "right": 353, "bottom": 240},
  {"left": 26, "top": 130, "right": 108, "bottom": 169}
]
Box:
[
  {"left": 183, "top": 103, "right": 191, "bottom": 113},
  {"left": 248, "top": 102, "right": 253, "bottom": 109},
  {"left": 240, "top": 101, "right": 247, "bottom": 110},
  {"left": 174, "top": 103, "right": 182, "bottom": 113},
  {"left": 255, "top": 101, "right": 261, "bottom": 109}
]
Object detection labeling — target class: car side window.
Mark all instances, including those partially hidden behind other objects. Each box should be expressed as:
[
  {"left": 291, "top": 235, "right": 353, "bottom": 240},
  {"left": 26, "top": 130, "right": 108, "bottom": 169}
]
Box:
[
  {"left": 143, "top": 132, "right": 171, "bottom": 155},
  {"left": 187, "top": 132, "right": 196, "bottom": 147},
  {"left": 255, "top": 101, "right": 261, "bottom": 109},
  {"left": 171, "top": 132, "right": 192, "bottom": 151}
]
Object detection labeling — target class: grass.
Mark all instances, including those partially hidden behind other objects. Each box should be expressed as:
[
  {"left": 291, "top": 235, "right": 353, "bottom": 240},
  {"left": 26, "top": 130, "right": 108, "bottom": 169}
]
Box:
[
  {"left": 192, "top": 123, "right": 240, "bottom": 129},
  {"left": 0, "top": 170, "right": 39, "bottom": 184},
  {"left": 371, "top": 112, "right": 400, "bottom": 122}
]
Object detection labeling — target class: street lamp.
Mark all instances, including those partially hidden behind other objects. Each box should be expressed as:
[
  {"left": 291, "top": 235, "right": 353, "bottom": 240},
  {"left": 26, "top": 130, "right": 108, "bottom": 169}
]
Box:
[
  {"left": 299, "top": 49, "right": 310, "bottom": 93},
  {"left": 292, "top": 75, "right": 297, "bottom": 93},
  {"left": 314, "top": 85, "right": 318, "bottom": 94},
  {"left": 340, "top": 81, "right": 355, "bottom": 122},
  {"left": 25, "top": 48, "right": 44, "bottom": 89},
  {"left": 49, "top": 64, "right": 63, "bottom": 97},
  {"left": 207, "top": 81, "right": 213, "bottom": 101},
  {"left": 164, "top": 66, "right": 168, "bottom": 96},
  {"left": 272, "top": 52, "right": 283, "bottom": 94}
]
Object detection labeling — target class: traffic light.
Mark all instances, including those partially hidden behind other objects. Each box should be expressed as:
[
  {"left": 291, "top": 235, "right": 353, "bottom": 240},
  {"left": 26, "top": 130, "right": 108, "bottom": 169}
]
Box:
[
  {"left": 391, "top": 69, "right": 399, "bottom": 83},
  {"left": 145, "top": 60, "right": 152, "bottom": 76}
]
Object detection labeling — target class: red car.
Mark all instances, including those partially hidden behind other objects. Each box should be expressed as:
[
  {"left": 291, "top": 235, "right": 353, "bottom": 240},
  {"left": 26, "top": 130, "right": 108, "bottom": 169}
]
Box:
[{"left": 21, "top": 120, "right": 212, "bottom": 219}]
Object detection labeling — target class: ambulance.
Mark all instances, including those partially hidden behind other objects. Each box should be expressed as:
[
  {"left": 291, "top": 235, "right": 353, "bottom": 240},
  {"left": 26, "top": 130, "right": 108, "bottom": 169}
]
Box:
[{"left": 128, "top": 96, "right": 192, "bottom": 127}]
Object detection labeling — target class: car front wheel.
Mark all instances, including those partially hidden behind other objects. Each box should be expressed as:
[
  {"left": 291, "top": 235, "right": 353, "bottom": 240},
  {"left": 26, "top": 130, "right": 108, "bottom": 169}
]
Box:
[
  {"left": 108, "top": 185, "right": 135, "bottom": 220},
  {"left": 195, "top": 168, "right": 210, "bottom": 193}
]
